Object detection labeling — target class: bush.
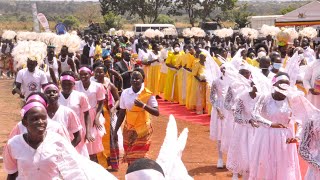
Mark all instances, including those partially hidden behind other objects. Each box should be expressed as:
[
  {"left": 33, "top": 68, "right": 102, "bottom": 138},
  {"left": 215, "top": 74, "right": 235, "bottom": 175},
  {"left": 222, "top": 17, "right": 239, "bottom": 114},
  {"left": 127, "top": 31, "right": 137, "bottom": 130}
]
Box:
[
  {"left": 62, "top": 15, "right": 80, "bottom": 30},
  {"left": 154, "top": 14, "right": 174, "bottom": 24},
  {"left": 103, "top": 12, "right": 123, "bottom": 30},
  {"left": 19, "top": 16, "right": 27, "bottom": 22}
]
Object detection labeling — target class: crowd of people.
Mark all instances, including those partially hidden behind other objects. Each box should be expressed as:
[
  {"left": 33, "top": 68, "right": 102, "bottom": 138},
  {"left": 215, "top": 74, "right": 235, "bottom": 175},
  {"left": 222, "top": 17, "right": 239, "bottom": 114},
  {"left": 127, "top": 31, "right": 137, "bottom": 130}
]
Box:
[{"left": 0, "top": 24, "right": 320, "bottom": 179}]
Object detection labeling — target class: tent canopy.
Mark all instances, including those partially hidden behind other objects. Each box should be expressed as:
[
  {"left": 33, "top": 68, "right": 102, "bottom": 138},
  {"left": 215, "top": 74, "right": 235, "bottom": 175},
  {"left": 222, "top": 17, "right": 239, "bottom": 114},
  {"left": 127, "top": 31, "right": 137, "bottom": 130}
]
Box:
[{"left": 275, "top": 1, "right": 320, "bottom": 27}]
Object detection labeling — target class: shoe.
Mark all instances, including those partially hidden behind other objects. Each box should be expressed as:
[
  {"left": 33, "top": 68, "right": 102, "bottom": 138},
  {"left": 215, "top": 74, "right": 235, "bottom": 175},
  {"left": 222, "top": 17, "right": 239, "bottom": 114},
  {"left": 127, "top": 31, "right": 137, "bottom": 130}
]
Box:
[{"left": 217, "top": 158, "right": 224, "bottom": 169}]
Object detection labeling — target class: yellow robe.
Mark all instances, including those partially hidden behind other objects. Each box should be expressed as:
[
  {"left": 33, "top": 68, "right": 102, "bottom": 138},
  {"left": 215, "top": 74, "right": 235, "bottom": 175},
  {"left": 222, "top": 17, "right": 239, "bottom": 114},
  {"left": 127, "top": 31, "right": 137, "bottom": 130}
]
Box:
[
  {"left": 188, "top": 58, "right": 200, "bottom": 110},
  {"left": 175, "top": 53, "right": 188, "bottom": 105},
  {"left": 146, "top": 54, "right": 161, "bottom": 96},
  {"left": 95, "top": 45, "right": 102, "bottom": 60},
  {"left": 191, "top": 62, "right": 206, "bottom": 114},
  {"left": 185, "top": 53, "right": 197, "bottom": 109},
  {"left": 159, "top": 51, "right": 172, "bottom": 94},
  {"left": 163, "top": 52, "right": 182, "bottom": 102}
]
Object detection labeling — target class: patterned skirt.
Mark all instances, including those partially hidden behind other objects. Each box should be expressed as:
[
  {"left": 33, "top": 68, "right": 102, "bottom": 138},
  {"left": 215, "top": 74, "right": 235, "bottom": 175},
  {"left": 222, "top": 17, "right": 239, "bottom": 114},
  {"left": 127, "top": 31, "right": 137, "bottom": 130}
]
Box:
[{"left": 122, "top": 123, "right": 153, "bottom": 165}]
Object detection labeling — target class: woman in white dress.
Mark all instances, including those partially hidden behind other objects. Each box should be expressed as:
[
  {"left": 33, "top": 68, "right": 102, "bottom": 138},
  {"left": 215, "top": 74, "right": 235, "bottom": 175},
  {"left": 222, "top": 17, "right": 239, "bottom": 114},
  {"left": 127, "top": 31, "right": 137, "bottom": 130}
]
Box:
[
  {"left": 303, "top": 47, "right": 320, "bottom": 108},
  {"left": 299, "top": 113, "right": 320, "bottom": 180},
  {"left": 210, "top": 65, "right": 228, "bottom": 168},
  {"left": 249, "top": 72, "right": 302, "bottom": 180},
  {"left": 226, "top": 83, "right": 258, "bottom": 180}
]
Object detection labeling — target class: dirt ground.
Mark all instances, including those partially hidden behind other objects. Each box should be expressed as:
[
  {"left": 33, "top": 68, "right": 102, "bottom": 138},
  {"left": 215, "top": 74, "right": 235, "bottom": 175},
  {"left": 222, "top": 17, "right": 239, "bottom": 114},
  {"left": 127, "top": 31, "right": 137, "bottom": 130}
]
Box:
[{"left": 0, "top": 80, "right": 232, "bottom": 180}]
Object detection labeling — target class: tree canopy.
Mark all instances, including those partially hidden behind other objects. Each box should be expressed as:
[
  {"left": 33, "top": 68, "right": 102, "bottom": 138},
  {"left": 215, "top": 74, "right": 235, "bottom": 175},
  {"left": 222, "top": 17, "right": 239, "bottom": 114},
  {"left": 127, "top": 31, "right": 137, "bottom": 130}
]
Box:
[{"left": 100, "top": 0, "right": 172, "bottom": 24}]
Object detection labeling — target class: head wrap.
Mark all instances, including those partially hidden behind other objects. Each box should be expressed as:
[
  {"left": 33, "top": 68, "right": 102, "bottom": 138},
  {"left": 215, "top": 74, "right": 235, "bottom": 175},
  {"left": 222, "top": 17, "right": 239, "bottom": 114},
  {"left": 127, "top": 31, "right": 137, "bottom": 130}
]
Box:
[
  {"left": 26, "top": 94, "right": 47, "bottom": 107},
  {"left": 272, "top": 75, "right": 290, "bottom": 85},
  {"left": 79, "top": 67, "right": 92, "bottom": 74},
  {"left": 239, "top": 63, "right": 250, "bottom": 71},
  {"left": 60, "top": 75, "right": 75, "bottom": 82},
  {"left": 43, "top": 84, "right": 59, "bottom": 92},
  {"left": 21, "top": 102, "right": 47, "bottom": 117}
]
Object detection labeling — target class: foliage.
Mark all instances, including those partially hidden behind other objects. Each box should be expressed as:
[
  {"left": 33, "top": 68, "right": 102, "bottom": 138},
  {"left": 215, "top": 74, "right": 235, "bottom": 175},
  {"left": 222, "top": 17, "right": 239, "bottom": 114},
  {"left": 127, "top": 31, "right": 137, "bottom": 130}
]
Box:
[
  {"left": 198, "top": 0, "right": 237, "bottom": 22},
  {"left": 99, "top": 0, "right": 125, "bottom": 16},
  {"left": 99, "top": 0, "right": 172, "bottom": 24},
  {"left": 169, "top": 0, "right": 237, "bottom": 27},
  {"left": 223, "top": 3, "right": 253, "bottom": 29},
  {"left": 169, "top": 0, "right": 198, "bottom": 27},
  {"left": 61, "top": 15, "right": 80, "bottom": 30},
  {"left": 18, "top": 16, "right": 27, "bottom": 22},
  {"left": 154, "top": 14, "right": 174, "bottom": 24},
  {"left": 280, "top": 5, "right": 297, "bottom": 15},
  {"left": 74, "top": 4, "right": 103, "bottom": 23},
  {"left": 103, "top": 12, "right": 123, "bottom": 30}
]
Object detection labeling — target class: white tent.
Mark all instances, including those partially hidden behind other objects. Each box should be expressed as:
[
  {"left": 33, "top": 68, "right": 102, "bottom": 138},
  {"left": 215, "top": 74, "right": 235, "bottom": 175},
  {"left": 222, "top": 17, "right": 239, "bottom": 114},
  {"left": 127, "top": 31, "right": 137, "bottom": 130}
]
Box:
[{"left": 275, "top": 1, "right": 320, "bottom": 27}]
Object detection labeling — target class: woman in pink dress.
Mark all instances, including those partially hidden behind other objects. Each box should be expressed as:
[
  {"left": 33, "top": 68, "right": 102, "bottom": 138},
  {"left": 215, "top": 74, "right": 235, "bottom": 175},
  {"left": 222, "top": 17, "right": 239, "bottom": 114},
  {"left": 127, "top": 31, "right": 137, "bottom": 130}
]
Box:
[
  {"left": 8, "top": 92, "right": 69, "bottom": 140},
  {"left": 43, "top": 83, "right": 82, "bottom": 147},
  {"left": 3, "top": 101, "right": 117, "bottom": 180},
  {"left": 249, "top": 72, "right": 302, "bottom": 180},
  {"left": 74, "top": 67, "right": 105, "bottom": 163},
  {"left": 59, "top": 71, "right": 93, "bottom": 158}
]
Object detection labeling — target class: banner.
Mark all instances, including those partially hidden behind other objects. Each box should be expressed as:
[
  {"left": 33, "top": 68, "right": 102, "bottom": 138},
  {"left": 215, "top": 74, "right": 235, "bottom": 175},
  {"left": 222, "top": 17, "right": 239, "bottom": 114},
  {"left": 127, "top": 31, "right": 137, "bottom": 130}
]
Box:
[{"left": 37, "top": 13, "right": 50, "bottom": 32}]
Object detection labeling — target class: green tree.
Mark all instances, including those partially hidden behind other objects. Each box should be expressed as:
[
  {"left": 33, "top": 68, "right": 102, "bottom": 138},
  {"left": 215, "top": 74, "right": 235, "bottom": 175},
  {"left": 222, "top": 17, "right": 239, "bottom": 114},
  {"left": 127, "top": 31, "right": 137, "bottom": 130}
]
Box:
[
  {"left": 197, "top": 0, "right": 237, "bottom": 22},
  {"left": 99, "top": 0, "right": 126, "bottom": 16},
  {"left": 169, "top": 0, "right": 237, "bottom": 27},
  {"left": 169, "top": 0, "right": 199, "bottom": 27},
  {"left": 99, "top": 0, "right": 172, "bottom": 24},
  {"left": 280, "top": 5, "right": 297, "bottom": 15},
  {"left": 62, "top": 15, "right": 80, "bottom": 30},
  {"left": 154, "top": 14, "right": 175, "bottom": 24},
  {"left": 103, "top": 12, "right": 123, "bottom": 30},
  {"left": 224, "top": 3, "right": 253, "bottom": 29}
]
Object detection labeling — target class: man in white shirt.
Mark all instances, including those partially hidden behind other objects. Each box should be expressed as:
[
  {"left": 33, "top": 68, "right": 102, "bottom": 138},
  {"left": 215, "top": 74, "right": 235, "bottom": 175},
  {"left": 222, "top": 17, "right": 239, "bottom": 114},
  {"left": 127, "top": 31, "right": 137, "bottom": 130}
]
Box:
[
  {"left": 301, "top": 37, "right": 316, "bottom": 64},
  {"left": 12, "top": 59, "right": 48, "bottom": 100}
]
